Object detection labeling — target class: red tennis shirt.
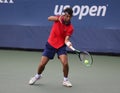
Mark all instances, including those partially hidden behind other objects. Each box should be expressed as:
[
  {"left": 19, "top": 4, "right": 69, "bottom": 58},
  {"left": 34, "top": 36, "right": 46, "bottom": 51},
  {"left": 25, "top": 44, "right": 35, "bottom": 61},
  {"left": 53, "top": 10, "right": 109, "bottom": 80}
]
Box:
[{"left": 48, "top": 16, "right": 74, "bottom": 49}]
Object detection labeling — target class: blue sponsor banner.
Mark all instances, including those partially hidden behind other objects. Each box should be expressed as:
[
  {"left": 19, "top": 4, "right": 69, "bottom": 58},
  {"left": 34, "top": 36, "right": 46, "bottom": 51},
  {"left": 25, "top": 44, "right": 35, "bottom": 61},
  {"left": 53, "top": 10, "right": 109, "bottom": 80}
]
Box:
[{"left": 0, "top": 0, "right": 120, "bottom": 53}]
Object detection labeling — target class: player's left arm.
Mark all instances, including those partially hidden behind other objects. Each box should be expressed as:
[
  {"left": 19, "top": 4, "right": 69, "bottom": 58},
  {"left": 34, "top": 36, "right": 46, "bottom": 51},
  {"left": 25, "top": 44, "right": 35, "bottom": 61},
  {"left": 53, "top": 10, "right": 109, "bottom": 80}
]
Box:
[
  {"left": 65, "top": 36, "right": 75, "bottom": 50},
  {"left": 65, "top": 36, "right": 71, "bottom": 46},
  {"left": 65, "top": 25, "right": 75, "bottom": 50}
]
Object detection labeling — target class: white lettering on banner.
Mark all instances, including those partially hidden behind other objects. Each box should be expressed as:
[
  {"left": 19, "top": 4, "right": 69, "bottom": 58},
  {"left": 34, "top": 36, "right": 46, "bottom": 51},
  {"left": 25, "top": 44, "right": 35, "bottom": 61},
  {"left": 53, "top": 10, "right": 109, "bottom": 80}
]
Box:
[
  {"left": 0, "top": 0, "right": 14, "bottom": 3},
  {"left": 54, "top": 5, "right": 108, "bottom": 20}
]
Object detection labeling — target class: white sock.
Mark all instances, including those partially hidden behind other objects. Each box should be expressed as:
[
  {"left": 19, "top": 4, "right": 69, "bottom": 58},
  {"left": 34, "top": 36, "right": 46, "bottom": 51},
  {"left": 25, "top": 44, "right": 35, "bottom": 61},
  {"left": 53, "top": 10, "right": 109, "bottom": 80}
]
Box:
[
  {"left": 64, "top": 77, "right": 68, "bottom": 81},
  {"left": 35, "top": 74, "right": 41, "bottom": 79}
]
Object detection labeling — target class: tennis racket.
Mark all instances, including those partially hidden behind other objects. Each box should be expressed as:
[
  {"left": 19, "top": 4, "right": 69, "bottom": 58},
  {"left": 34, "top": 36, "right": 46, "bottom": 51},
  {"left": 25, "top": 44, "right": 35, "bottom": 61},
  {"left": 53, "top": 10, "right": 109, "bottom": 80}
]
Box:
[{"left": 70, "top": 46, "right": 93, "bottom": 67}]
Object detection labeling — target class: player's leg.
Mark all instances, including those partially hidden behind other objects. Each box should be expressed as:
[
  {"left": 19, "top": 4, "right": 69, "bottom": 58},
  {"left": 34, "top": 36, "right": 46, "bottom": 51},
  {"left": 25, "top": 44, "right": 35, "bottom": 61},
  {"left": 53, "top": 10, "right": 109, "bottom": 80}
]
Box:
[
  {"left": 29, "top": 56, "right": 49, "bottom": 85},
  {"left": 59, "top": 54, "right": 72, "bottom": 87},
  {"left": 37, "top": 56, "right": 49, "bottom": 75},
  {"left": 29, "top": 42, "right": 55, "bottom": 85},
  {"left": 59, "top": 54, "right": 69, "bottom": 78},
  {"left": 57, "top": 45, "right": 72, "bottom": 87}
]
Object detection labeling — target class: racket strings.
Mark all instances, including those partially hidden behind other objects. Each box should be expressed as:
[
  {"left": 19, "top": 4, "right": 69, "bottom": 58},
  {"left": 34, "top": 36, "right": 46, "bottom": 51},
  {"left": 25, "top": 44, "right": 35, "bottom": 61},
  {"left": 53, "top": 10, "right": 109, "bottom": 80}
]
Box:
[{"left": 80, "top": 52, "right": 93, "bottom": 66}]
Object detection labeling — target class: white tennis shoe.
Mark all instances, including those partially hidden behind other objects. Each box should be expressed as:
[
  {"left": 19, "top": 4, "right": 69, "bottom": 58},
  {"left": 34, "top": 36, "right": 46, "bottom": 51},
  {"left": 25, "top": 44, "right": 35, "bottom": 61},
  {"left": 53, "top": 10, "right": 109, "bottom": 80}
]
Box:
[
  {"left": 29, "top": 76, "right": 41, "bottom": 85},
  {"left": 63, "top": 80, "right": 72, "bottom": 87},
  {"left": 29, "top": 76, "right": 72, "bottom": 87}
]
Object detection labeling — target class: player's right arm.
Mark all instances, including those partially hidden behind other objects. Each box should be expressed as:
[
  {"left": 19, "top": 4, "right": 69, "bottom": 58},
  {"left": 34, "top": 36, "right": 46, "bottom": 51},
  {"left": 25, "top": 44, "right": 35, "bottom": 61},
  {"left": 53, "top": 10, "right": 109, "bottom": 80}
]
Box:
[
  {"left": 48, "top": 15, "right": 62, "bottom": 23},
  {"left": 48, "top": 16, "right": 58, "bottom": 21}
]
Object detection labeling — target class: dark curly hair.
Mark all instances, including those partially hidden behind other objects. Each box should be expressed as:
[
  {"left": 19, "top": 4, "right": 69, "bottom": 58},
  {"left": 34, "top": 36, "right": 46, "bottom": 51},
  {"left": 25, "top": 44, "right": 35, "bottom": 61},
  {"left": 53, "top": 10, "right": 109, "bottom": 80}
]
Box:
[{"left": 63, "top": 7, "right": 73, "bottom": 16}]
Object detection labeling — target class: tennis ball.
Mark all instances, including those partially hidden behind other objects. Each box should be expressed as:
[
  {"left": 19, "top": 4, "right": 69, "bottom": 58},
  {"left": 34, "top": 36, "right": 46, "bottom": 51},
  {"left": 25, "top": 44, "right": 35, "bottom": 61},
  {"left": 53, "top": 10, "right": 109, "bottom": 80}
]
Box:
[{"left": 84, "top": 60, "right": 89, "bottom": 64}]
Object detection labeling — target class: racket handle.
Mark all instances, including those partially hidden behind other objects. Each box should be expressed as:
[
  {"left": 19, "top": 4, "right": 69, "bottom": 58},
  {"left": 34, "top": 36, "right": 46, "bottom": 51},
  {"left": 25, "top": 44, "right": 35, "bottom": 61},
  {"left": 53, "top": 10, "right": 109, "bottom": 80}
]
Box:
[{"left": 69, "top": 46, "right": 76, "bottom": 51}]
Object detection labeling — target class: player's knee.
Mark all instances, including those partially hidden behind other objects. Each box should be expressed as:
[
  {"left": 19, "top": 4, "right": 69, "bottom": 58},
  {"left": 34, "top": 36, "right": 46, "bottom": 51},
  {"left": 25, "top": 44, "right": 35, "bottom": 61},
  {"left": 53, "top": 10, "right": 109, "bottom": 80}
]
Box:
[{"left": 63, "top": 62, "right": 68, "bottom": 67}]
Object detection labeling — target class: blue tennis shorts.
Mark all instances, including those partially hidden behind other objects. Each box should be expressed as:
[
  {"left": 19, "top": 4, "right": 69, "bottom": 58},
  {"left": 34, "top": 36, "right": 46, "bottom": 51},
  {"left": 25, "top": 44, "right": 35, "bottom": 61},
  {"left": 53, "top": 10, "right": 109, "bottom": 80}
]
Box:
[{"left": 42, "top": 42, "right": 67, "bottom": 59}]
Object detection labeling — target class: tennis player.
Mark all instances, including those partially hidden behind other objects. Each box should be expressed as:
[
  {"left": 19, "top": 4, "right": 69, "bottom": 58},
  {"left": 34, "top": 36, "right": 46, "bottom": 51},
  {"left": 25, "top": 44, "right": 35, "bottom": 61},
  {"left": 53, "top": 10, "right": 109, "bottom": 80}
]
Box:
[{"left": 29, "top": 7, "right": 74, "bottom": 87}]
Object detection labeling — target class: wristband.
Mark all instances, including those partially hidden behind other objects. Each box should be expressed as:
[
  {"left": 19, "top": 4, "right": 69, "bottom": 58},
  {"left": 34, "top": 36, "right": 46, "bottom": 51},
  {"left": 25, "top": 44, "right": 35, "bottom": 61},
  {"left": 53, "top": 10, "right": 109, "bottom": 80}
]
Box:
[{"left": 66, "top": 41, "right": 71, "bottom": 47}]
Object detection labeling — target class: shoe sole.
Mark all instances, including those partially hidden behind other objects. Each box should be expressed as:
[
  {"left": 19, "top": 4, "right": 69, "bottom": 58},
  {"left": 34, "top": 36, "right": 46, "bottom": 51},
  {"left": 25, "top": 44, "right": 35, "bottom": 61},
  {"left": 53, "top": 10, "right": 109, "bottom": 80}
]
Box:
[{"left": 63, "top": 83, "right": 72, "bottom": 87}]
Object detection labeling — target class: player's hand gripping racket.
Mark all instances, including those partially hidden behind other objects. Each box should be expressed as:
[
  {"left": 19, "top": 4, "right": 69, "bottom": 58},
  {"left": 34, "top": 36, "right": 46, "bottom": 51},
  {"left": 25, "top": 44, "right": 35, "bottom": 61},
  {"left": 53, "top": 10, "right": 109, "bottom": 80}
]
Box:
[{"left": 70, "top": 46, "right": 93, "bottom": 67}]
